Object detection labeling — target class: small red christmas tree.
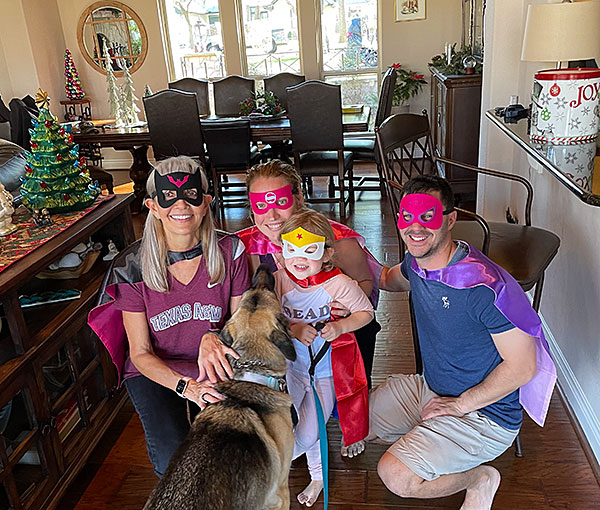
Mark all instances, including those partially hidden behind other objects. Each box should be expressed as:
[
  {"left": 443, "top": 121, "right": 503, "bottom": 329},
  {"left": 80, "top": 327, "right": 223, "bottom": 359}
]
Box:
[{"left": 64, "top": 49, "right": 85, "bottom": 100}]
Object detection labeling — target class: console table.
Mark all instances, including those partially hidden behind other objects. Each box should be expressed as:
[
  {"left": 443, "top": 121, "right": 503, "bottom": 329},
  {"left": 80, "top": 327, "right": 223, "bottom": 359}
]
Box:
[{"left": 0, "top": 194, "right": 134, "bottom": 510}]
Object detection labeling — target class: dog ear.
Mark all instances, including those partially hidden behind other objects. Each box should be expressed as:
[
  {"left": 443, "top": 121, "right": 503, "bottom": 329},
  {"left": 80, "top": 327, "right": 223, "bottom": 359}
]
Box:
[
  {"left": 220, "top": 326, "right": 234, "bottom": 347},
  {"left": 252, "top": 264, "right": 275, "bottom": 292},
  {"left": 269, "top": 327, "right": 296, "bottom": 361}
]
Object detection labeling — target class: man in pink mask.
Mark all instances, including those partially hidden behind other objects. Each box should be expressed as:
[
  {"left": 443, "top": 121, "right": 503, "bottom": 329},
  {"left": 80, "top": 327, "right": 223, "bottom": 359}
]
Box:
[{"left": 368, "top": 175, "right": 555, "bottom": 510}]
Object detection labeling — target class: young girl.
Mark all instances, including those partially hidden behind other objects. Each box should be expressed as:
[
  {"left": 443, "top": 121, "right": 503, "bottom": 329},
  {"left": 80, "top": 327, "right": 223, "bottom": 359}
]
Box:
[{"left": 274, "top": 209, "right": 373, "bottom": 507}]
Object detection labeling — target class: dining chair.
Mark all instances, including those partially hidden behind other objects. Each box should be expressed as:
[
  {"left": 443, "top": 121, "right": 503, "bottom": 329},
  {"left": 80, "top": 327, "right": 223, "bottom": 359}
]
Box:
[
  {"left": 287, "top": 80, "right": 354, "bottom": 219},
  {"left": 263, "top": 72, "right": 305, "bottom": 111},
  {"left": 202, "top": 119, "right": 262, "bottom": 213},
  {"left": 168, "top": 77, "right": 210, "bottom": 116},
  {"left": 143, "top": 89, "right": 206, "bottom": 162},
  {"left": 343, "top": 66, "right": 396, "bottom": 196},
  {"left": 261, "top": 72, "right": 306, "bottom": 162},
  {"left": 212, "top": 75, "right": 255, "bottom": 117}
]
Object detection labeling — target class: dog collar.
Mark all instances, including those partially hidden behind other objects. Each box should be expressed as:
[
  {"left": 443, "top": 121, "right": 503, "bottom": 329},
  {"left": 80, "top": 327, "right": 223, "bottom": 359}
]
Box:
[
  {"left": 233, "top": 372, "right": 287, "bottom": 392},
  {"left": 168, "top": 241, "right": 203, "bottom": 264},
  {"left": 285, "top": 267, "right": 342, "bottom": 288}
]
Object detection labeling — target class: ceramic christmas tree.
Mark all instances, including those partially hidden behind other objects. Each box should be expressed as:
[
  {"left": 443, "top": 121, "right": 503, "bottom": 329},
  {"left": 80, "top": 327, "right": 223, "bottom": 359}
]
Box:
[
  {"left": 104, "top": 47, "right": 125, "bottom": 127},
  {"left": 20, "top": 90, "right": 100, "bottom": 213},
  {"left": 64, "top": 49, "right": 85, "bottom": 100},
  {"left": 144, "top": 84, "right": 153, "bottom": 97},
  {"left": 121, "top": 65, "right": 140, "bottom": 126}
]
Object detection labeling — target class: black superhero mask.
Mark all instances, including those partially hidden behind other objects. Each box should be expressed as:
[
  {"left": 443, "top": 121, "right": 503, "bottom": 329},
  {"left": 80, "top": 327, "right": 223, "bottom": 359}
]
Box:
[{"left": 152, "top": 171, "right": 204, "bottom": 208}]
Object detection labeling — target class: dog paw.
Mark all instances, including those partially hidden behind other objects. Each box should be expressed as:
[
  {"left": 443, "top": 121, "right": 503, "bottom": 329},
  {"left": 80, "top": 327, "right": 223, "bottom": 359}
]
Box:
[
  {"left": 341, "top": 439, "right": 365, "bottom": 458},
  {"left": 297, "top": 480, "right": 323, "bottom": 507}
]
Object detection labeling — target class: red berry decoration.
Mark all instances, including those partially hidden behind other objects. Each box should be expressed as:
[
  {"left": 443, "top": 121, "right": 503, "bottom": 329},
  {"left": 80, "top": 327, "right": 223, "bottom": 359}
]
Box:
[
  {"left": 30, "top": 142, "right": 38, "bottom": 149},
  {"left": 63, "top": 193, "right": 70, "bottom": 201},
  {"left": 59, "top": 127, "right": 65, "bottom": 135},
  {"left": 25, "top": 165, "right": 33, "bottom": 173},
  {"left": 45, "top": 120, "right": 52, "bottom": 128},
  {"left": 57, "top": 154, "right": 63, "bottom": 162},
  {"left": 80, "top": 156, "right": 86, "bottom": 166},
  {"left": 40, "top": 181, "right": 47, "bottom": 189},
  {"left": 67, "top": 135, "right": 73, "bottom": 143}
]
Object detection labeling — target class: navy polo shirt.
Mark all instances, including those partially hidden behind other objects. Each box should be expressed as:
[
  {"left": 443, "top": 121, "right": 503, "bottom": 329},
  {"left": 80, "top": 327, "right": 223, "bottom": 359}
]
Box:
[{"left": 401, "top": 243, "right": 522, "bottom": 430}]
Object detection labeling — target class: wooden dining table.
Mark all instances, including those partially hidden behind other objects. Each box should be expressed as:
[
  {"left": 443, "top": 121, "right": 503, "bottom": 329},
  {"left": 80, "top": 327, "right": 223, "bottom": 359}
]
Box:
[{"left": 73, "top": 108, "right": 370, "bottom": 212}]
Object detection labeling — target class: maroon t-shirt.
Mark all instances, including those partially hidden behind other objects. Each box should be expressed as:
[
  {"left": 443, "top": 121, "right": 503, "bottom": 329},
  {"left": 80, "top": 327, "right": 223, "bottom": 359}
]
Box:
[{"left": 114, "top": 235, "right": 250, "bottom": 381}]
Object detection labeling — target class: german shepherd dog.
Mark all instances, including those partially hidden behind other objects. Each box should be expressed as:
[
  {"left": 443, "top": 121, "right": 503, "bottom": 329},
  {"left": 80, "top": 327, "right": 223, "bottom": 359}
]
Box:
[{"left": 144, "top": 264, "right": 296, "bottom": 510}]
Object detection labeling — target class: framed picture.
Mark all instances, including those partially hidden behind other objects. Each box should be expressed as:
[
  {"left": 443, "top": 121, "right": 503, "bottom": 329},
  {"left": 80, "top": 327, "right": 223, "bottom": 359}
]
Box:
[{"left": 395, "top": 0, "right": 426, "bottom": 22}]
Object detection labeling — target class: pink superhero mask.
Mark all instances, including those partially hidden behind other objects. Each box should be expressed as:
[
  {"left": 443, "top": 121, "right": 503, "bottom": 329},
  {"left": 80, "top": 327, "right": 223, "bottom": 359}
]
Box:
[
  {"left": 249, "top": 184, "right": 294, "bottom": 215},
  {"left": 397, "top": 193, "right": 454, "bottom": 231}
]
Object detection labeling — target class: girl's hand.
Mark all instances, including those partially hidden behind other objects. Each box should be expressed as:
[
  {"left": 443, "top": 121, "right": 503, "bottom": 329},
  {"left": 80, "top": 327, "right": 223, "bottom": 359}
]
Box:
[
  {"left": 184, "top": 380, "right": 226, "bottom": 410},
  {"left": 197, "top": 332, "right": 239, "bottom": 383},
  {"left": 329, "top": 300, "right": 350, "bottom": 318},
  {"left": 320, "top": 321, "right": 345, "bottom": 342},
  {"left": 291, "top": 322, "right": 318, "bottom": 346}
]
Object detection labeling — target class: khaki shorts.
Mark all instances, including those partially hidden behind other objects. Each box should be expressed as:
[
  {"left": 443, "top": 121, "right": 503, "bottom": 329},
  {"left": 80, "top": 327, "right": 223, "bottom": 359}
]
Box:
[{"left": 369, "top": 374, "right": 518, "bottom": 481}]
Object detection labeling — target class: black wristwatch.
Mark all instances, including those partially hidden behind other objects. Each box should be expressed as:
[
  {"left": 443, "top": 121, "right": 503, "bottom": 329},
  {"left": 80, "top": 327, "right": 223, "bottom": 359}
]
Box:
[{"left": 175, "top": 377, "right": 190, "bottom": 398}]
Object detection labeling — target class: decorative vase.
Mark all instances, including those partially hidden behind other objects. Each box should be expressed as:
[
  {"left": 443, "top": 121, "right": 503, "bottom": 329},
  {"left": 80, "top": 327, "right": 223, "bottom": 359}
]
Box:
[{"left": 391, "top": 104, "right": 410, "bottom": 115}]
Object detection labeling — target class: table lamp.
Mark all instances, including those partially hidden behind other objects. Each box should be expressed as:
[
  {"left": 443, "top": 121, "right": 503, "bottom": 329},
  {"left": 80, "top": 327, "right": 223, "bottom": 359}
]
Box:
[{"left": 521, "top": 1, "right": 600, "bottom": 145}]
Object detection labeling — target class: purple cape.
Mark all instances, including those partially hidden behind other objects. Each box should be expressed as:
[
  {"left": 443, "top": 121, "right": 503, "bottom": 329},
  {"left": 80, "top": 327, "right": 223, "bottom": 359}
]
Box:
[{"left": 409, "top": 244, "right": 556, "bottom": 427}]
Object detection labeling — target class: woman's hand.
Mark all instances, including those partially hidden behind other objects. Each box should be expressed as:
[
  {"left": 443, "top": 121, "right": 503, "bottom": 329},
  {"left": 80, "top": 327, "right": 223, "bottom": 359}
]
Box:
[
  {"left": 320, "top": 321, "right": 345, "bottom": 342},
  {"left": 197, "top": 332, "right": 239, "bottom": 383},
  {"left": 329, "top": 300, "right": 350, "bottom": 318},
  {"left": 290, "top": 322, "right": 318, "bottom": 346},
  {"left": 184, "top": 380, "right": 226, "bottom": 410}
]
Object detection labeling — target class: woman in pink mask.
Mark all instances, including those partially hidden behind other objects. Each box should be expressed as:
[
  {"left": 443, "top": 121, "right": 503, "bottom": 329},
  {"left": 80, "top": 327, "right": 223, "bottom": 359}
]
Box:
[{"left": 236, "top": 160, "right": 382, "bottom": 388}]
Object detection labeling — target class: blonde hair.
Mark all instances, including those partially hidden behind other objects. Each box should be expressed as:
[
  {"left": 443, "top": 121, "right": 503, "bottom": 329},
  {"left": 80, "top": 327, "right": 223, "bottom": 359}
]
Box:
[
  {"left": 246, "top": 160, "right": 302, "bottom": 198},
  {"left": 279, "top": 208, "right": 336, "bottom": 271},
  {"left": 141, "top": 156, "right": 225, "bottom": 292}
]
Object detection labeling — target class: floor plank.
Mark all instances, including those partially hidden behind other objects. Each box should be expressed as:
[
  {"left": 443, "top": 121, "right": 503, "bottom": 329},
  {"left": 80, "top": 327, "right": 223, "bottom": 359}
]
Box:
[{"left": 58, "top": 165, "right": 600, "bottom": 509}]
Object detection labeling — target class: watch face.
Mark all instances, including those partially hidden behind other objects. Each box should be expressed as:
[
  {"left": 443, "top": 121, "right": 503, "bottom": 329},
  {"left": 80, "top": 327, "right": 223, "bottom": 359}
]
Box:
[{"left": 176, "top": 379, "right": 188, "bottom": 396}]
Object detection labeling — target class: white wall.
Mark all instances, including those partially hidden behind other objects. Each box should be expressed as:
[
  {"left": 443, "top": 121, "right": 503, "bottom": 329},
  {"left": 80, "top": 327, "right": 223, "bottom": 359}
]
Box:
[{"left": 480, "top": 0, "right": 600, "bottom": 462}]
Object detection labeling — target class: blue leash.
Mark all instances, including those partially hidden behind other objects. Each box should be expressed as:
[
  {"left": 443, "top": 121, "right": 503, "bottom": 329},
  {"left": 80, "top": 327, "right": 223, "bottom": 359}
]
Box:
[{"left": 308, "top": 337, "right": 331, "bottom": 510}]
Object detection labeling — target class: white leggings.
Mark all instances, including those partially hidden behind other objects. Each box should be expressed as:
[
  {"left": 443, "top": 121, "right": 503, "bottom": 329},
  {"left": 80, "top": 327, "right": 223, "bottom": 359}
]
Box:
[{"left": 286, "top": 369, "right": 336, "bottom": 481}]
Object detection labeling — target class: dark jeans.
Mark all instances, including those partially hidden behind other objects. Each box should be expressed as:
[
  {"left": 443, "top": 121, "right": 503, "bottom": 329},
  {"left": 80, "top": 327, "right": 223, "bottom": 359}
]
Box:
[
  {"left": 354, "top": 315, "right": 381, "bottom": 389},
  {"left": 125, "top": 375, "right": 199, "bottom": 477}
]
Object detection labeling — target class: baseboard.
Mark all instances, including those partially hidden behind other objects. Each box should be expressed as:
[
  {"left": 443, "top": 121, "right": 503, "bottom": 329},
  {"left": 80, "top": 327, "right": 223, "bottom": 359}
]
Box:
[{"left": 537, "top": 309, "right": 600, "bottom": 482}]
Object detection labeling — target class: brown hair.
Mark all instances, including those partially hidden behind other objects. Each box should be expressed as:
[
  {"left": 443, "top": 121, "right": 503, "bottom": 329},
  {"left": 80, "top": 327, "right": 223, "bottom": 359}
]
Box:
[
  {"left": 279, "top": 208, "right": 336, "bottom": 270},
  {"left": 246, "top": 159, "right": 302, "bottom": 197}
]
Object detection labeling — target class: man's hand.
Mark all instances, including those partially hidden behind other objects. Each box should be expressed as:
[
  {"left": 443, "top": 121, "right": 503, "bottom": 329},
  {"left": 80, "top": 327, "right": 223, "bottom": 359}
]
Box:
[
  {"left": 197, "top": 332, "right": 239, "bottom": 383},
  {"left": 290, "top": 322, "right": 318, "bottom": 346},
  {"left": 421, "top": 396, "right": 467, "bottom": 421}
]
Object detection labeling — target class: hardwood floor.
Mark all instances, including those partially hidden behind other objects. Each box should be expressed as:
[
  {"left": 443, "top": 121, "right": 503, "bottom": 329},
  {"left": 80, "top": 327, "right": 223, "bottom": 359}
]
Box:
[{"left": 58, "top": 168, "right": 600, "bottom": 509}]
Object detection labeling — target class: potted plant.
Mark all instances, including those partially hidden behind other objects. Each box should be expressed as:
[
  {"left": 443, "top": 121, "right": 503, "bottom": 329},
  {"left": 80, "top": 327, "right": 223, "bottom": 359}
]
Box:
[
  {"left": 387, "top": 63, "right": 427, "bottom": 113},
  {"left": 239, "top": 90, "right": 283, "bottom": 118}
]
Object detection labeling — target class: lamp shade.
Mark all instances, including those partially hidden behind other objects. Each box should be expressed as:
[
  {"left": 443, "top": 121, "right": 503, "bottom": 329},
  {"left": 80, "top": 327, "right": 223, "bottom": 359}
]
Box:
[{"left": 521, "top": 1, "right": 600, "bottom": 63}]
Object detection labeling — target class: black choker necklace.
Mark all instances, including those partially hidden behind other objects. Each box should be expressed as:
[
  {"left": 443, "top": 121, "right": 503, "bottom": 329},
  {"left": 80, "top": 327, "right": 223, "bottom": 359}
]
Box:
[{"left": 168, "top": 241, "right": 203, "bottom": 264}]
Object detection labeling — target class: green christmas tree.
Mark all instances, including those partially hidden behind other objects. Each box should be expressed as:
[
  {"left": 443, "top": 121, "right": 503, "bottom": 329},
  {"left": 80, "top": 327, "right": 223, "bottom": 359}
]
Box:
[
  {"left": 20, "top": 99, "right": 99, "bottom": 213},
  {"left": 64, "top": 49, "right": 85, "bottom": 100}
]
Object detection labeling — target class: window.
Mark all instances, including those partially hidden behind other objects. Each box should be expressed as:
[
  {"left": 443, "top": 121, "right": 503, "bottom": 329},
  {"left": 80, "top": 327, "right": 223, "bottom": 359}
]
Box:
[
  {"left": 320, "top": 0, "right": 378, "bottom": 114},
  {"left": 160, "top": 0, "right": 225, "bottom": 80},
  {"left": 240, "top": 0, "right": 301, "bottom": 77}
]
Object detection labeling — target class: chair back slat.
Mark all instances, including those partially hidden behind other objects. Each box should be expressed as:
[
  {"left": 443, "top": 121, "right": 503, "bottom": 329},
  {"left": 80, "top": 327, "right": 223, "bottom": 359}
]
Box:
[
  {"left": 143, "top": 89, "right": 205, "bottom": 162},
  {"left": 374, "top": 67, "right": 397, "bottom": 128},
  {"left": 213, "top": 75, "right": 255, "bottom": 117},
  {"left": 168, "top": 78, "right": 210, "bottom": 116},
  {"left": 287, "top": 81, "right": 344, "bottom": 153},
  {"left": 264, "top": 72, "right": 305, "bottom": 111}
]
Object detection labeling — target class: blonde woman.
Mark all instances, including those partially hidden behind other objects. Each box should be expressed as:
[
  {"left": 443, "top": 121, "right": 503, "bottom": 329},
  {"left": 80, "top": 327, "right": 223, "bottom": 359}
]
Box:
[{"left": 89, "top": 156, "right": 250, "bottom": 477}]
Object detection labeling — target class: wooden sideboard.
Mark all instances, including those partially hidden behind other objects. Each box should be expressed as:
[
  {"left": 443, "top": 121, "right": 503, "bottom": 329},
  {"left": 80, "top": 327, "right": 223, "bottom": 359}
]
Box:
[
  {"left": 430, "top": 67, "right": 482, "bottom": 201},
  {"left": 0, "top": 194, "right": 135, "bottom": 510}
]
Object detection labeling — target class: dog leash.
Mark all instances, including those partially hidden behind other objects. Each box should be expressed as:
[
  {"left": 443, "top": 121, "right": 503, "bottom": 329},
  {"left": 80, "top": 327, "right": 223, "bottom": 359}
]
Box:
[{"left": 308, "top": 321, "right": 332, "bottom": 510}]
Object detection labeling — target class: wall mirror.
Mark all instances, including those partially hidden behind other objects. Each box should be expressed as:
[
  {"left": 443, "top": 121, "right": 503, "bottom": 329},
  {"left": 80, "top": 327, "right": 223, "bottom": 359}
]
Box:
[
  {"left": 77, "top": 1, "right": 148, "bottom": 75},
  {"left": 462, "top": 0, "right": 485, "bottom": 57}
]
